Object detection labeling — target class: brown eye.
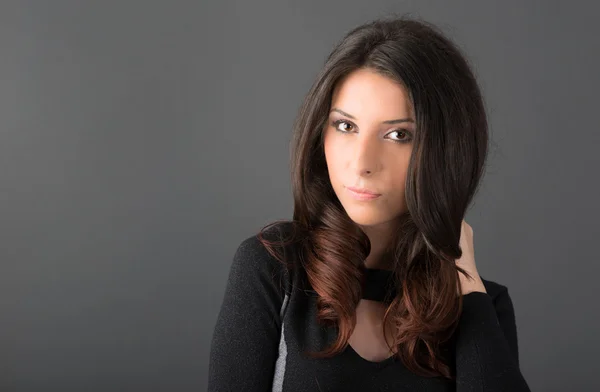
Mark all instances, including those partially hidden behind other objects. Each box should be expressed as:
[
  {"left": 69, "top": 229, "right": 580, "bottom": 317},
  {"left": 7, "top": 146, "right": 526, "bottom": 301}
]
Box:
[
  {"left": 331, "top": 119, "right": 354, "bottom": 133},
  {"left": 390, "top": 130, "right": 406, "bottom": 139},
  {"left": 387, "top": 129, "right": 413, "bottom": 144}
]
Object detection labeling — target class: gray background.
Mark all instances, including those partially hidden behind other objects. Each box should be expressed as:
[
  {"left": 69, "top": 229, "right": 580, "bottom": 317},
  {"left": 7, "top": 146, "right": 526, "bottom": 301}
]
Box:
[{"left": 1, "top": 0, "right": 598, "bottom": 391}]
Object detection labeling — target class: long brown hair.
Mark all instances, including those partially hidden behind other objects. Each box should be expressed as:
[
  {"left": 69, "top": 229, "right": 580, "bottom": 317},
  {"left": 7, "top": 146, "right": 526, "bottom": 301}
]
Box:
[{"left": 257, "top": 14, "right": 489, "bottom": 380}]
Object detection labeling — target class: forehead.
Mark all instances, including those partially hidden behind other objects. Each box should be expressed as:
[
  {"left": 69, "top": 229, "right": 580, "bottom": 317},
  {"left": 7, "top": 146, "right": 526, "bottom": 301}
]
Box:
[{"left": 331, "top": 68, "right": 413, "bottom": 118}]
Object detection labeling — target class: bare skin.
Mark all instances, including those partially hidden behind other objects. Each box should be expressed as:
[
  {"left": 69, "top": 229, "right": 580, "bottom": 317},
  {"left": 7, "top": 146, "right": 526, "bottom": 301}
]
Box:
[{"left": 347, "top": 299, "right": 397, "bottom": 362}]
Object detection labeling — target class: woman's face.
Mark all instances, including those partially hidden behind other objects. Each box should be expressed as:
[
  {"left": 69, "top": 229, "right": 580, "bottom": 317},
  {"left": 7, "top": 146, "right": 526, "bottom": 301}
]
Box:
[{"left": 323, "top": 68, "right": 416, "bottom": 228}]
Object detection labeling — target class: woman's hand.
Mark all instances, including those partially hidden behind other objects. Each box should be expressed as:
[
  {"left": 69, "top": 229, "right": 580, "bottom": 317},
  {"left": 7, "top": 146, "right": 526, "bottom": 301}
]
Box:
[{"left": 456, "top": 219, "right": 487, "bottom": 295}]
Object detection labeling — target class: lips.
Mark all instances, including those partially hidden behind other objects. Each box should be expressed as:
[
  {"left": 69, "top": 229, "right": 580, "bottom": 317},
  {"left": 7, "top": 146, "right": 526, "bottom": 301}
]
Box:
[
  {"left": 346, "top": 186, "right": 381, "bottom": 196},
  {"left": 345, "top": 186, "right": 381, "bottom": 201}
]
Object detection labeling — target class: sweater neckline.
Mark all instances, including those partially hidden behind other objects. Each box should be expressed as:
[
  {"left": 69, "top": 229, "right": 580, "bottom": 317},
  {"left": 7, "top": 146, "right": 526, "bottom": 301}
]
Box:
[{"left": 361, "top": 267, "right": 397, "bottom": 303}]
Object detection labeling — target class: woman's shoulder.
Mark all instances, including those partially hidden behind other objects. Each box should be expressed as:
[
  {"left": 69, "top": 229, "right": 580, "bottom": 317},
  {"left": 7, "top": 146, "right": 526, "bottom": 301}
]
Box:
[
  {"left": 480, "top": 275, "right": 515, "bottom": 309},
  {"left": 231, "top": 220, "right": 303, "bottom": 295},
  {"left": 237, "top": 220, "right": 301, "bottom": 264}
]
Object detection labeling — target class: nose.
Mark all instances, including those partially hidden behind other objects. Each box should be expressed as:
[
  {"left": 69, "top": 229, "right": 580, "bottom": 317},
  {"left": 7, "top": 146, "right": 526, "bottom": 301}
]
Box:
[{"left": 350, "top": 135, "right": 381, "bottom": 177}]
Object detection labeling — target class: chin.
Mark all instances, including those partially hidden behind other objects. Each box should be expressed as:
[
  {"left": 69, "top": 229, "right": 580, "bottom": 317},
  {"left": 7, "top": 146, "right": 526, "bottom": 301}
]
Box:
[
  {"left": 341, "top": 203, "right": 405, "bottom": 228},
  {"left": 344, "top": 210, "right": 388, "bottom": 227}
]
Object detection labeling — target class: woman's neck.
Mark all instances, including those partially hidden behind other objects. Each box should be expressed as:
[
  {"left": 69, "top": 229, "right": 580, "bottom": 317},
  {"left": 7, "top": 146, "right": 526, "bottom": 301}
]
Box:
[{"left": 360, "top": 221, "right": 398, "bottom": 270}]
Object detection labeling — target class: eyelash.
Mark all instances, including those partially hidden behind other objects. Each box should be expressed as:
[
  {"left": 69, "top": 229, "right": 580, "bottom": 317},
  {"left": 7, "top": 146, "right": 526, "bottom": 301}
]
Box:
[{"left": 330, "top": 119, "right": 413, "bottom": 144}]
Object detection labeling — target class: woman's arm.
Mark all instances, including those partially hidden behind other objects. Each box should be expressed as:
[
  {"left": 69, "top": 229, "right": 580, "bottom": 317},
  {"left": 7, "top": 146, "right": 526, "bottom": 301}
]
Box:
[
  {"left": 207, "top": 235, "right": 287, "bottom": 391},
  {"left": 455, "top": 286, "right": 531, "bottom": 391}
]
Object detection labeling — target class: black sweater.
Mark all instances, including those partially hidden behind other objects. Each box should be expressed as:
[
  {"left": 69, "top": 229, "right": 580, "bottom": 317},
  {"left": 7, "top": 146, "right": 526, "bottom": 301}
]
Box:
[{"left": 207, "top": 223, "right": 531, "bottom": 391}]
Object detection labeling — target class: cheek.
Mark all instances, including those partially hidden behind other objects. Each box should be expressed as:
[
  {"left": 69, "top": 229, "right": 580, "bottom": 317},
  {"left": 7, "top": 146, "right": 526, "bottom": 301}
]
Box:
[
  {"left": 323, "top": 137, "right": 341, "bottom": 172},
  {"left": 386, "top": 159, "right": 409, "bottom": 198}
]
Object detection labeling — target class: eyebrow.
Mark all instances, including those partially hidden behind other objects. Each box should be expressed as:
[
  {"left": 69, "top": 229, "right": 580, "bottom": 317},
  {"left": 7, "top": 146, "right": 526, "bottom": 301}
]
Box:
[{"left": 330, "top": 108, "right": 415, "bottom": 124}]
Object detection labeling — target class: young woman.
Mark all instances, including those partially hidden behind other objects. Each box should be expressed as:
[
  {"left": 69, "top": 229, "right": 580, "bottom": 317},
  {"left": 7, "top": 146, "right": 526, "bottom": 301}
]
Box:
[{"left": 208, "top": 15, "right": 531, "bottom": 391}]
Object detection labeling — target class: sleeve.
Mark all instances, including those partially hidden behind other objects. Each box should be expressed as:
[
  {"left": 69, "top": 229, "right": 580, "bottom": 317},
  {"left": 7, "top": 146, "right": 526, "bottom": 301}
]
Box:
[
  {"left": 207, "top": 235, "right": 288, "bottom": 392},
  {"left": 455, "top": 286, "right": 531, "bottom": 392}
]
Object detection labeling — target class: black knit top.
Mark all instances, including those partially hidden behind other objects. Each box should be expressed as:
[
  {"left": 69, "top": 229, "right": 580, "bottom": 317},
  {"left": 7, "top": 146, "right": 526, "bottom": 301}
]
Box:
[{"left": 207, "top": 222, "right": 531, "bottom": 391}]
